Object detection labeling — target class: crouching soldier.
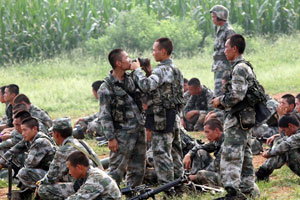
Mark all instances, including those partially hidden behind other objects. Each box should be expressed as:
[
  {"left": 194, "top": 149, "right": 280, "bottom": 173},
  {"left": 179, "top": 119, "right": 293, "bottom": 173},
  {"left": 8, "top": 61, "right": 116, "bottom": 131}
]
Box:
[
  {"left": 0, "top": 117, "right": 56, "bottom": 197},
  {"left": 66, "top": 151, "right": 121, "bottom": 200},
  {"left": 38, "top": 117, "right": 103, "bottom": 200}
]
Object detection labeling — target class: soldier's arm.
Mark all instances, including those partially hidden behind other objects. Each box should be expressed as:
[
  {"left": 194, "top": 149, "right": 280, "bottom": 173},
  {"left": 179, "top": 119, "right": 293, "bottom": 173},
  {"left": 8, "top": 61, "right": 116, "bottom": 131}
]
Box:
[
  {"left": 82, "top": 113, "right": 98, "bottom": 123},
  {"left": 66, "top": 180, "right": 104, "bottom": 200},
  {"left": 267, "top": 134, "right": 300, "bottom": 156},
  {"left": 0, "top": 140, "right": 27, "bottom": 165},
  {"left": 132, "top": 68, "right": 162, "bottom": 92},
  {"left": 99, "top": 85, "right": 115, "bottom": 141},
  {"left": 220, "top": 64, "right": 249, "bottom": 108},
  {"left": 25, "top": 139, "right": 52, "bottom": 168},
  {"left": 206, "top": 88, "right": 215, "bottom": 112}
]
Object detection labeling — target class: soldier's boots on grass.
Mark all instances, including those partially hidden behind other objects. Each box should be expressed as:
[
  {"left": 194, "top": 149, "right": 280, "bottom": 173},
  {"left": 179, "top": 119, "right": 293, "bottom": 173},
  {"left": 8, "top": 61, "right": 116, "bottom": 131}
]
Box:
[
  {"left": 255, "top": 166, "right": 273, "bottom": 182},
  {"left": 214, "top": 187, "right": 247, "bottom": 200}
]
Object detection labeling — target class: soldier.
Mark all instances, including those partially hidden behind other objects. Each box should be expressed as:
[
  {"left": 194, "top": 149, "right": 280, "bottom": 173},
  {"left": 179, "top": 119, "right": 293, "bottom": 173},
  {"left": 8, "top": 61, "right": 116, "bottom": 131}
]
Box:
[
  {"left": 0, "top": 86, "right": 7, "bottom": 125},
  {"left": 183, "top": 78, "right": 191, "bottom": 102},
  {"left": 99, "top": 49, "right": 146, "bottom": 188},
  {"left": 130, "top": 37, "right": 184, "bottom": 195},
  {"left": 210, "top": 5, "right": 235, "bottom": 97},
  {"left": 296, "top": 93, "right": 300, "bottom": 114},
  {"left": 74, "top": 80, "right": 104, "bottom": 139},
  {"left": 0, "top": 117, "right": 56, "bottom": 197},
  {"left": 183, "top": 119, "right": 223, "bottom": 176},
  {"left": 256, "top": 115, "right": 300, "bottom": 181},
  {"left": 38, "top": 117, "right": 103, "bottom": 200},
  {"left": 184, "top": 78, "right": 214, "bottom": 131},
  {"left": 0, "top": 84, "right": 19, "bottom": 131},
  {"left": 211, "top": 34, "right": 260, "bottom": 199},
  {"left": 13, "top": 94, "right": 52, "bottom": 134},
  {"left": 66, "top": 151, "right": 121, "bottom": 200}
]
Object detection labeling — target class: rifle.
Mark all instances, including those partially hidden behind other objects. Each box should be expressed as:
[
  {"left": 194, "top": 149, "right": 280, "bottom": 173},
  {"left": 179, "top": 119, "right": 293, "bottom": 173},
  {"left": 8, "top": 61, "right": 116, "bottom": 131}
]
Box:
[
  {"left": 0, "top": 154, "right": 21, "bottom": 200},
  {"left": 121, "top": 172, "right": 223, "bottom": 200}
]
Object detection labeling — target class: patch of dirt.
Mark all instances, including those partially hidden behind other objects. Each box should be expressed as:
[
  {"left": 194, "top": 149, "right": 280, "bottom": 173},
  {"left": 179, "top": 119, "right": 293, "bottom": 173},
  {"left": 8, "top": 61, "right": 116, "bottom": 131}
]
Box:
[
  {"left": 0, "top": 188, "right": 7, "bottom": 200},
  {"left": 253, "top": 154, "right": 266, "bottom": 169},
  {"left": 269, "top": 186, "right": 293, "bottom": 199}
]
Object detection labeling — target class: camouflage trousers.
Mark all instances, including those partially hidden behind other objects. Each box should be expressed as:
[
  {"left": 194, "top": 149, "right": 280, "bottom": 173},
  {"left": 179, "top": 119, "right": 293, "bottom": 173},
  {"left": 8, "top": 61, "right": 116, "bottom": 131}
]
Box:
[
  {"left": 252, "top": 123, "right": 278, "bottom": 138},
  {"left": 38, "top": 182, "right": 75, "bottom": 200},
  {"left": 191, "top": 149, "right": 213, "bottom": 175},
  {"left": 17, "top": 168, "right": 47, "bottom": 189},
  {"left": 108, "top": 125, "right": 146, "bottom": 187},
  {"left": 220, "top": 126, "right": 256, "bottom": 195},
  {"left": 185, "top": 114, "right": 206, "bottom": 131},
  {"left": 195, "top": 170, "right": 221, "bottom": 186},
  {"left": 151, "top": 127, "right": 184, "bottom": 184},
  {"left": 213, "top": 69, "right": 230, "bottom": 97},
  {"left": 261, "top": 148, "right": 300, "bottom": 177}
]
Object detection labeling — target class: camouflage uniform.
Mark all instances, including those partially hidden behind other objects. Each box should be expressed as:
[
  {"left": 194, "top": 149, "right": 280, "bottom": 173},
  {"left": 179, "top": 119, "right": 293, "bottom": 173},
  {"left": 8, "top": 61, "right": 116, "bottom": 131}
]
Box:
[
  {"left": 77, "top": 112, "right": 104, "bottom": 138},
  {"left": 0, "top": 129, "right": 23, "bottom": 150},
  {"left": 210, "top": 5, "right": 235, "bottom": 97},
  {"left": 0, "top": 132, "right": 56, "bottom": 188},
  {"left": 184, "top": 85, "right": 214, "bottom": 131},
  {"left": 99, "top": 72, "right": 146, "bottom": 187},
  {"left": 38, "top": 117, "right": 103, "bottom": 200},
  {"left": 132, "top": 58, "right": 184, "bottom": 185},
  {"left": 260, "top": 129, "right": 300, "bottom": 177},
  {"left": 218, "top": 55, "right": 257, "bottom": 196},
  {"left": 183, "top": 90, "right": 191, "bottom": 102},
  {"left": 29, "top": 104, "right": 52, "bottom": 133},
  {"left": 5, "top": 103, "right": 13, "bottom": 127},
  {"left": 66, "top": 167, "right": 121, "bottom": 200},
  {"left": 190, "top": 134, "right": 224, "bottom": 176}
]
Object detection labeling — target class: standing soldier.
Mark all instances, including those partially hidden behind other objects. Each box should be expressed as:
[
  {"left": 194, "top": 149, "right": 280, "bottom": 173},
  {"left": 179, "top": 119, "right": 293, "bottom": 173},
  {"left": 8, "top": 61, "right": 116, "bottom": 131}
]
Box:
[
  {"left": 211, "top": 34, "right": 260, "bottom": 199},
  {"left": 98, "top": 49, "right": 146, "bottom": 189},
  {"left": 130, "top": 37, "right": 184, "bottom": 196},
  {"left": 210, "top": 5, "right": 235, "bottom": 97}
]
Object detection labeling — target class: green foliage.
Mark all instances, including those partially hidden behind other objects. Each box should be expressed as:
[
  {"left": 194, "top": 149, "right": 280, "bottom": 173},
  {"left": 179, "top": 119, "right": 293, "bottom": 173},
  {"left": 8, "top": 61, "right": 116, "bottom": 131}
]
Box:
[{"left": 85, "top": 8, "right": 202, "bottom": 58}]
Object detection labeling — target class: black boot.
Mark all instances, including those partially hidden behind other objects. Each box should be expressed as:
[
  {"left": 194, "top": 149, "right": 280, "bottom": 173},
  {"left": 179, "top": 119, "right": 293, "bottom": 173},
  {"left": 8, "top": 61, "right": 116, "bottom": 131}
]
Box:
[
  {"left": 256, "top": 167, "right": 273, "bottom": 181},
  {"left": 214, "top": 187, "right": 246, "bottom": 200}
]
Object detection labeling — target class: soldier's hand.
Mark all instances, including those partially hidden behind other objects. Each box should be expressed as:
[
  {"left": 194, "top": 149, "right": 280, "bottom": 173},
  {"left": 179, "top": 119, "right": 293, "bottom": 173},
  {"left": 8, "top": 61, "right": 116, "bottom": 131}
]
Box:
[
  {"left": 205, "top": 111, "right": 216, "bottom": 122},
  {"left": 262, "top": 151, "right": 270, "bottom": 158},
  {"left": 189, "top": 174, "right": 197, "bottom": 181},
  {"left": 211, "top": 97, "right": 221, "bottom": 108},
  {"left": 130, "top": 59, "right": 140, "bottom": 70},
  {"left": 74, "top": 118, "right": 84, "bottom": 127},
  {"left": 183, "top": 154, "right": 192, "bottom": 169},
  {"left": 266, "top": 134, "right": 280, "bottom": 146},
  {"left": 108, "top": 139, "right": 118, "bottom": 152},
  {"left": 146, "top": 129, "right": 152, "bottom": 142},
  {"left": 185, "top": 110, "right": 199, "bottom": 121}
]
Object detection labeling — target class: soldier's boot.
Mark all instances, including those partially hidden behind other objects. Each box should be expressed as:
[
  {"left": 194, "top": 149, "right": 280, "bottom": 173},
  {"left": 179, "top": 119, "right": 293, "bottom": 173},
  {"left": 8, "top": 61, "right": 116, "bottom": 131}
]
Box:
[
  {"left": 163, "top": 187, "right": 176, "bottom": 200},
  {"left": 174, "top": 183, "right": 187, "bottom": 197},
  {"left": 214, "top": 187, "right": 247, "bottom": 200},
  {"left": 255, "top": 167, "right": 273, "bottom": 182}
]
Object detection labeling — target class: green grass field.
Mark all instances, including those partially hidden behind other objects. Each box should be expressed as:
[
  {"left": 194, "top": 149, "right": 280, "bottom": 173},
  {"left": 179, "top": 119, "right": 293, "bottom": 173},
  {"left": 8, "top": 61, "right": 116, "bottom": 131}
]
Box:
[{"left": 0, "top": 34, "right": 300, "bottom": 199}]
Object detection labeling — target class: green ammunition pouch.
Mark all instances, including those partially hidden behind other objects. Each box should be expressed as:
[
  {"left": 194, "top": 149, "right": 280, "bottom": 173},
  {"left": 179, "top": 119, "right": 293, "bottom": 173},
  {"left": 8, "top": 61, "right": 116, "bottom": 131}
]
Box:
[{"left": 228, "top": 60, "right": 270, "bottom": 129}]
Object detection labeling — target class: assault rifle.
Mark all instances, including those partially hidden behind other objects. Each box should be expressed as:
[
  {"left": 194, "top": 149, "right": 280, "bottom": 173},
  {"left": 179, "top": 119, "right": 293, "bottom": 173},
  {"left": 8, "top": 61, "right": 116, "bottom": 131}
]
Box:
[
  {"left": 0, "top": 154, "right": 21, "bottom": 200},
  {"left": 121, "top": 173, "right": 223, "bottom": 200}
]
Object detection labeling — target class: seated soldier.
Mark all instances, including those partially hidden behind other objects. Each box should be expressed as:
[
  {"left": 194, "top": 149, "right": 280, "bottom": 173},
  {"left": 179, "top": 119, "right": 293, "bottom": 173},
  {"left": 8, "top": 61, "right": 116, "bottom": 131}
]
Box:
[
  {"left": 74, "top": 80, "right": 104, "bottom": 139},
  {"left": 184, "top": 78, "right": 214, "bottom": 131},
  {"left": 66, "top": 151, "right": 121, "bottom": 200},
  {"left": 183, "top": 78, "right": 191, "bottom": 102},
  {"left": 13, "top": 94, "right": 52, "bottom": 134},
  {"left": 295, "top": 93, "right": 300, "bottom": 115},
  {"left": 256, "top": 115, "right": 300, "bottom": 181},
  {"left": 0, "top": 86, "right": 8, "bottom": 125},
  {"left": 0, "top": 84, "right": 19, "bottom": 131},
  {"left": 38, "top": 117, "right": 103, "bottom": 200},
  {"left": 0, "top": 117, "right": 56, "bottom": 197},
  {"left": 183, "top": 119, "right": 223, "bottom": 175}
]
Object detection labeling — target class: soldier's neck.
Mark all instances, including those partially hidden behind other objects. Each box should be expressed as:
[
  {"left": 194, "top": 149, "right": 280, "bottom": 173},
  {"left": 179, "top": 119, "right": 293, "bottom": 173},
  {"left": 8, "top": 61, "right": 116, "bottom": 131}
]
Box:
[{"left": 112, "top": 69, "right": 125, "bottom": 81}]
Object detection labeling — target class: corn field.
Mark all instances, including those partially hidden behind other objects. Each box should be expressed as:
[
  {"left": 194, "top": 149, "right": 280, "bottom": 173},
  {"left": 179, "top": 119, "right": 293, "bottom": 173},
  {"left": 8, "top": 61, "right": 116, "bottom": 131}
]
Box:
[{"left": 0, "top": 0, "right": 300, "bottom": 64}]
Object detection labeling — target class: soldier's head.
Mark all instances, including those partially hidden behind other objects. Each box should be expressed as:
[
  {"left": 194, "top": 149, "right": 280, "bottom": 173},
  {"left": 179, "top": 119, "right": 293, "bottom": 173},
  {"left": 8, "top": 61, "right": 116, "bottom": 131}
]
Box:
[
  {"left": 50, "top": 117, "right": 72, "bottom": 146},
  {"left": 0, "top": 86, "right": 7, "bottom": 103},
  {"left": 295, "top": 93, "right": 300, "bottom": 113},
  {"left": 279, "top": 94, "right": 295, "bottom": 114},
  {"left": 13, "top": 94, "right": 31, "bottom": 108},
  {"left": 279, "top": 114, "right": 300, "bottom": 137},
  {"left": 225, "top": 34, "right": 246, "bottom": 61},
  {"left": 210, "top": 5, "right": 229, "bottom": 25},
  {"left": 92, "top": 80, "right": 104, "bottom": 99},
  {"left": 184, "top": 78, "right": 189, "bottom": 92},
  {"left": 4, "top": 84, "right": 19, "bottom": 104},
  {"left": 203, "top": 119, "right": 223, "bottom": 142},
  {"left": 108, "top": 49, "right": 131, "bottom": 71},
  {"left": 13, "top": 110, "right": 31, "bottom": 133},
  {"left": 67, "top": 151, "right": 90, "bottom": 180},
  {"left": 21, "top": 117, "right": 39, "bottom": 141},
  {"left": 153, "top": 37, "right": 173, "bottom": 62},
  {"left": 188, "top": 78, "right": 202, "bottom": 96}
]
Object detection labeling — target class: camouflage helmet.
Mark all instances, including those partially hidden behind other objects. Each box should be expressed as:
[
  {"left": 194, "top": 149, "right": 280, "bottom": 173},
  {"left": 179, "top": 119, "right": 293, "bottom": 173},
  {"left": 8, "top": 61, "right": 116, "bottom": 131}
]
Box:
[
  {"left": 210, "top": 5, "right": 229, "bottom": 21},
  {"left": 49, "top": 117, "right": 72, "bottom": 132}
]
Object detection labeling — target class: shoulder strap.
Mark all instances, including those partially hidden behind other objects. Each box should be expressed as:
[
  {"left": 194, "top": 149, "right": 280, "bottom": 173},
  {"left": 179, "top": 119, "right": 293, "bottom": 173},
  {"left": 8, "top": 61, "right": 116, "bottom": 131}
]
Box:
[{"left": 68, "top": 141, "right": 104, "bottom": 170}]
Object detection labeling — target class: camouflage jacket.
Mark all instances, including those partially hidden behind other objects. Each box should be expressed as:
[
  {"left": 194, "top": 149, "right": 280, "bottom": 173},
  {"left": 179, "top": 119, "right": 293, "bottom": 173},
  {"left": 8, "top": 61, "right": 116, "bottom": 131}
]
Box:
[
  {"left": 184, "top": 85, "right": 214, "bottom": 116},
  {"left": 41, "top": 136, "right": 100, "bottom": 185},
  {"left": 83, "top": 112, "right": 98, "bottom": 123},
  {"left": 66, "top": 167, "right": 122, "bottom": 200},
  {"left": 99, "top": 72, "right": 143, "bottom": 141},
  {"left": 0, "top": 132, "right": 56, "bottom": 170},
  {"left": 212, "top": 22, "right": 235, "bottom": 72},
  {"left": 219, "top": 55, "right": 257, "bottom": 129},
  {"left": 29, "top": 104, "right": 52, "bottom": 129},
  {"left": 0, "top": 129, "right": 23, "bottom": 150},
  {"left": 267, "top": 129, "right": 300, "bottom": 157}
]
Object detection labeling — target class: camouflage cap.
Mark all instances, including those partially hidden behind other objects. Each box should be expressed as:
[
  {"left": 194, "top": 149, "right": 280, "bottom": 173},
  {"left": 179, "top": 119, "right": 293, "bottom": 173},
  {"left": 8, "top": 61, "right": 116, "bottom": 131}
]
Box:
[
  {"left": 49, "top": 117, "right": 72, "bottom": 132},
  {"left": 210, "top": 5, "right": 229, "bottom": 21}
]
